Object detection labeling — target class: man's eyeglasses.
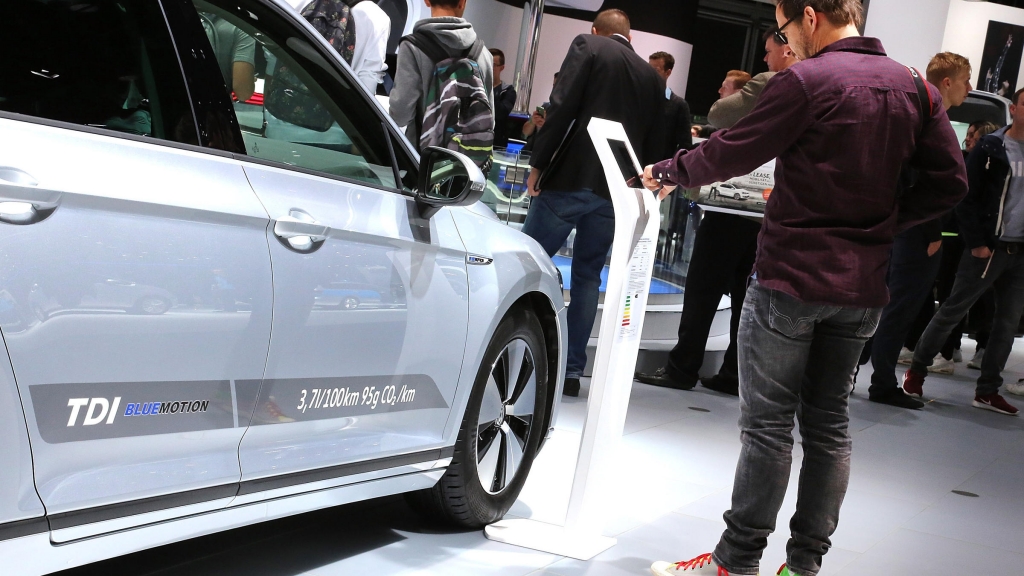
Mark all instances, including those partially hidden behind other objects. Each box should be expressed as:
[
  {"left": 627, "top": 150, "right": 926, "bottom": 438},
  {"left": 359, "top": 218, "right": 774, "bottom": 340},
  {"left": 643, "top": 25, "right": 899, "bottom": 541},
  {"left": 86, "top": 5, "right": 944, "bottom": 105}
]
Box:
[{"left": 772, "top": 14, "right": 800, "bottom": 46}]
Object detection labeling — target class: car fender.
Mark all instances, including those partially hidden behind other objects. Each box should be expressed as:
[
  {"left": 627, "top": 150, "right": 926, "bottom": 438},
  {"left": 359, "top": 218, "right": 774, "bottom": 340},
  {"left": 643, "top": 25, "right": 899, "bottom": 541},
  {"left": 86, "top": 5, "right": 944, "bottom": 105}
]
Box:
[{"left": 443, "top": 206, "right": 567, "bottom": 445}]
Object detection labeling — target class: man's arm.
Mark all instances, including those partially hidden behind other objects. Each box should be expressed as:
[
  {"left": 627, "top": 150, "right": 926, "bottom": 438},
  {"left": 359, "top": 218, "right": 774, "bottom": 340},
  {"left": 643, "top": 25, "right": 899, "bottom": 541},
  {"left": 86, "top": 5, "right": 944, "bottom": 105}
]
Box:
[
  {"left": 497, "top": 86, "right": 517, "bottom": 120},
  {"left": 650, "top": 70, "right": 810, "bottom": 189},
  {"left": 707, "top": 71, "right": 773, "bottom": 130},
  {"left": 955, "top": 145, "right": 994, "bottom": 250},
  {"left": 897, "top": 99, "right": 969, "bottom": 231},
  {"left": 388, "top": 43, "right": 422, "bottom": 130},
  {"left": 231, "top": 29, "right": 257, "bottom": 102},
  {"left": 530, "top": 35, "right": 592, "bottom": 172}
]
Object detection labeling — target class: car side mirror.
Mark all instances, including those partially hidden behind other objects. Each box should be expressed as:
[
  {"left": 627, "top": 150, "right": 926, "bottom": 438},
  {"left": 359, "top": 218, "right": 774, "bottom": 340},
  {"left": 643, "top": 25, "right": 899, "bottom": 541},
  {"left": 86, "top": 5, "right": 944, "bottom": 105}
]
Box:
[{"left": 415, "top": 147, "right": 486, "bottom": 219}]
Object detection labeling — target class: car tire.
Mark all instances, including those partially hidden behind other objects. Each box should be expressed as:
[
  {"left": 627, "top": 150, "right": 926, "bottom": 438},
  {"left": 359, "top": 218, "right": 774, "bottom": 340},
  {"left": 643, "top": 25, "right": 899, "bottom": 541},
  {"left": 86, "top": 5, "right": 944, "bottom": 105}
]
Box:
[
  {"left": 340, "top": 296, "right": 360, "bottom": 310},
  {"left": 408, "top": 307, "right": 549, "bottom": 528},
  {"left": 133, "top": 296, "right": 171, "bottom": 315}
]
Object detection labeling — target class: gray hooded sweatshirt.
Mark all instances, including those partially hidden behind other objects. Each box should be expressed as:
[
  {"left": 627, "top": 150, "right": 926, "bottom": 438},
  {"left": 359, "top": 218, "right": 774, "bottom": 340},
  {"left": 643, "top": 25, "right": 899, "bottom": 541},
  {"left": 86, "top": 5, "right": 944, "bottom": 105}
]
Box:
[{"left": 389, "top": 17, "right": 494, "bottom": 148}]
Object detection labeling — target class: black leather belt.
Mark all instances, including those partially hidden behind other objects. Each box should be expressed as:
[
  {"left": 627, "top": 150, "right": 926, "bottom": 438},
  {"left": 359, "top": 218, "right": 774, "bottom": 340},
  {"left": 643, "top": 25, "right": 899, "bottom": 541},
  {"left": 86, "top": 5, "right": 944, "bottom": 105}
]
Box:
[{"left": 997, "top": 241, "right": 1024, "bottom": 254}]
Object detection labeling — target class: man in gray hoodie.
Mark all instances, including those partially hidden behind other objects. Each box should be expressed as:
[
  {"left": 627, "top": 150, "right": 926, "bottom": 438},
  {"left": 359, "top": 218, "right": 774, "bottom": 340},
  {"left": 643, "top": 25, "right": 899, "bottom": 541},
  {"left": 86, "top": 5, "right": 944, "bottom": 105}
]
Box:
[{"left": 389, "top": 0, "right": 493, "bottom": 148}]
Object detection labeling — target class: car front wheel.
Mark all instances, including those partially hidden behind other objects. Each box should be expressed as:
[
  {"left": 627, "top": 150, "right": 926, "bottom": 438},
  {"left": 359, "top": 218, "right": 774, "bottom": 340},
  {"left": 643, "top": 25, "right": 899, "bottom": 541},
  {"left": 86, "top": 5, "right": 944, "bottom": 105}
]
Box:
[{"left": 409, "top": 307, "right": 549, "bottom": 528}]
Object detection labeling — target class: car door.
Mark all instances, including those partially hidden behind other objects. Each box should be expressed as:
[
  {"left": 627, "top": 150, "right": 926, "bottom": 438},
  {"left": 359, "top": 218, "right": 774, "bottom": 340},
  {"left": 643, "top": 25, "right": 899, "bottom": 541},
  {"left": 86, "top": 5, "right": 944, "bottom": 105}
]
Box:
[
  {"left": 178, "top": 0, "right": 471, "bottom": 490},
  {"left": 0, "top": 0, "right": 274, "bottom": 538}
]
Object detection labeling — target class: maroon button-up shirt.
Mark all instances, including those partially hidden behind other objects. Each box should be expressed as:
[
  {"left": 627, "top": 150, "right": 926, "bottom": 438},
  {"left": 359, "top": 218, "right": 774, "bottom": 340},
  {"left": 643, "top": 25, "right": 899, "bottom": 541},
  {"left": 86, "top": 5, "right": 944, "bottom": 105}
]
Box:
[{"left": 653, "top": 37, "right": 968, "bottom": 308}]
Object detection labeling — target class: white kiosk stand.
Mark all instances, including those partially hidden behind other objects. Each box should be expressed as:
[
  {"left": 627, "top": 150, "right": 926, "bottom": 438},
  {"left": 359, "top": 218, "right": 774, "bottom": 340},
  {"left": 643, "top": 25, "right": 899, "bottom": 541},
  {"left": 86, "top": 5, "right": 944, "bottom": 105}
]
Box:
[{"left": 484, "top": 118, "right": 662, "bottom": 560}]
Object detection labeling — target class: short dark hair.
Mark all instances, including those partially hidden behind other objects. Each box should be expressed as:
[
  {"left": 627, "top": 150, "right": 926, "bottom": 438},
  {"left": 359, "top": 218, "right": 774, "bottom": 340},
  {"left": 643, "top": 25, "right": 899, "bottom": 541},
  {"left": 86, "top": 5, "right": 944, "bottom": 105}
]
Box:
[
  {"left": 1013, "top": 88, "right": 1024, "bottom": 106},
  {"left": 649, "top": 51, "right": 675, "bottom": 71},
  {"left": 489, "top": 48, "right": 505, "bottom": 67},
  {"left": 762, "top": 27, "right": 784, "bottom": 45},
  {"left": 593, "top": 9, "right": 630, "bottom": 37},
  {"left": 776, "top": 0, "right": 863, "bottom": 29},
  {"left": 427, "top": 0, "right": 460, "bottom": 8}
]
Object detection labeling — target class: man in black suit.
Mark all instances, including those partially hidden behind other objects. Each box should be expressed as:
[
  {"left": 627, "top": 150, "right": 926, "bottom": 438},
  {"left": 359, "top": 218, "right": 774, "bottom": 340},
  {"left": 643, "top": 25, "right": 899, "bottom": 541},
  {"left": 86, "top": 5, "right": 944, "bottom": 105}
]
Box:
[
  {"left": 649, "top": 51, "right": 693, "bottom": 156},
  {"left": 523, "top": 9, "right": 665, "bottom": 397}
]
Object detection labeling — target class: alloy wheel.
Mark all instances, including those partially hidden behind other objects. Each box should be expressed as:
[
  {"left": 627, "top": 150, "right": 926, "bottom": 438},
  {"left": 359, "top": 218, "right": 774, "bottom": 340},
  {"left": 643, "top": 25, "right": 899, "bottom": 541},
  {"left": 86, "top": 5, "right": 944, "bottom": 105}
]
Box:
[{"left": 476, "top": 338, "right": 537, "bottom": 495}]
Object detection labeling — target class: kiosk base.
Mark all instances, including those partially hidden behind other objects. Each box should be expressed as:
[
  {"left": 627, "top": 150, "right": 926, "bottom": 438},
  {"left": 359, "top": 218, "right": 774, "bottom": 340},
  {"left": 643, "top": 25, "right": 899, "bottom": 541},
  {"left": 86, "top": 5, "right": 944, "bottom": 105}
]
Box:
[{"left": 484, "top": 519, "right": 617, "bottom": 561}]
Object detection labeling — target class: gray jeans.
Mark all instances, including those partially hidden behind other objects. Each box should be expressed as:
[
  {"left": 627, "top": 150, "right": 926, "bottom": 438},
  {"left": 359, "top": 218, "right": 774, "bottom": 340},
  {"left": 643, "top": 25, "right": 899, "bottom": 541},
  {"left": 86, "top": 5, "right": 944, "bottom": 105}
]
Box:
[
  {"left": 911, "top": 246, "right": 1024, "bottom": 395},
  {"left": 713, "top": 280, "right": 881, "bottom": 576}
]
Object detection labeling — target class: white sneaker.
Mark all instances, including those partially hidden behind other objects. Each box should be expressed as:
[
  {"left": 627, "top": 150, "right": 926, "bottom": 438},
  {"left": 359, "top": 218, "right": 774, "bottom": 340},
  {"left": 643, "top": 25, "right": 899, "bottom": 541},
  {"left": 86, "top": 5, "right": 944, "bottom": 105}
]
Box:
[
  {"left": 927, "top": 354, "right": 955, "bottom": 374},
  {"left": 651, "top": 553, "right": 750, "bottom": 575},
  {"left": 953, "top": 349, "right": 963, "bottom": 363},
  {"left": 1006, "top": 380, "right": 1024, "bottom": 397},
  {"left": 968, "top": 347, "right": 985, "bottom": 370},
  {"left": 897, "top": 347, "right": 914, "bottom": 365}
]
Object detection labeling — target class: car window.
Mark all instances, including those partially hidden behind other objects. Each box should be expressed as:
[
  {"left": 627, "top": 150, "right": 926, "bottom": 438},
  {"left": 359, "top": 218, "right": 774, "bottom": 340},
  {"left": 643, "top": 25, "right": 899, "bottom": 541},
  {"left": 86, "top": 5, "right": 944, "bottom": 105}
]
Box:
[
  {"left": 190, "top": 0, "right": 400, "bottom": 190},
  {"left": 0, "top": 0, "right": 198, "bottom": 145}
]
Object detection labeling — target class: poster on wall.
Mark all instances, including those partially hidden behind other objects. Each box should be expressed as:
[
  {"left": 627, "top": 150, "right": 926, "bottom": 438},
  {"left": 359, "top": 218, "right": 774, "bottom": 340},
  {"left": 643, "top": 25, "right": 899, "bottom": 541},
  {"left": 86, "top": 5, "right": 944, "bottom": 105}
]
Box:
[
  {"left": 980, "top": 20, "right": 1024, "bottom": 98},
  {"left": 685, "top": 158, "right": 775, "bottom": 217}
]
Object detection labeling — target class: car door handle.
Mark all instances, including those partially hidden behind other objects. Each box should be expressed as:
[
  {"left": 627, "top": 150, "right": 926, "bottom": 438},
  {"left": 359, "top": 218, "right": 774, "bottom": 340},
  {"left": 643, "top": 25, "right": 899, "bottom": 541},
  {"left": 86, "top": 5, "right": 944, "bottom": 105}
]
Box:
[
  {"left": 273, "top": 215, "right": 329, "bottom": 242},
  {"left": 0, "top": 167, "right": 62, "bottom": 225}
]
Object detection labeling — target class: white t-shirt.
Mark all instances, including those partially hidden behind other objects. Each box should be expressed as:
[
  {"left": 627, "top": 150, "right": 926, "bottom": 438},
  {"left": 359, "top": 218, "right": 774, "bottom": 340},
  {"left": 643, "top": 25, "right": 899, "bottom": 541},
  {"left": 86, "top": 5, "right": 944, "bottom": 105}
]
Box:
[{"left": 287, "top": 0, "right": 391, "bottom": 95}]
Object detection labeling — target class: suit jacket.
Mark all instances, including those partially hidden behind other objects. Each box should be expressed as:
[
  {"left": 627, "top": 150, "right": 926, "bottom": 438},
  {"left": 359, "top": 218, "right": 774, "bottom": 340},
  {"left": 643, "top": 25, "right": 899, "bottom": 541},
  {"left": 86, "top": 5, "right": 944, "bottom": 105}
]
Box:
[
  {"left": 531, "top": 34, "right": 665, "bottom": 199},
  {"left": 493, "top": 82, "right": 517, "bottom": 147},
  {"left": 661, "top": 90, "right": 693, "bottom": 158},
  {"left": 707, "top": 71, "right": 775, "bottom": 130}
]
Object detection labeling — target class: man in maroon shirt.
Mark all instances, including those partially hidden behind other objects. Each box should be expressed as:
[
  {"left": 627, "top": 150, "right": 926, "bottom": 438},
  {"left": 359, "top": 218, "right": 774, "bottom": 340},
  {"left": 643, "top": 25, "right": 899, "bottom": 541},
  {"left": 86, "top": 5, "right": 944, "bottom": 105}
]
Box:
[{"left": 645, "top": 1, "right": 967, "bottom": 576}]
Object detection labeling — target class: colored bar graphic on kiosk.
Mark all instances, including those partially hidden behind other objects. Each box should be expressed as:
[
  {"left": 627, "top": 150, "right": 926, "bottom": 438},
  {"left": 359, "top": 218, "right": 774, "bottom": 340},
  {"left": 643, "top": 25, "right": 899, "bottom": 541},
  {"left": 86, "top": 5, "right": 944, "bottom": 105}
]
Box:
[{"left": 623, "top": 295, "right": 632, "bottom": 327}]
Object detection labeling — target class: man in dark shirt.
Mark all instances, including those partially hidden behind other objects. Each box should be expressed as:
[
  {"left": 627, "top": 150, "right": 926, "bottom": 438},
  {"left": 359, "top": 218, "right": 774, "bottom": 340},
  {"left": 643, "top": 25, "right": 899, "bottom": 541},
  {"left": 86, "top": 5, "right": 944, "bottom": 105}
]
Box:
[
  {"left": 523, "top": 9, "right": 664, "bottom": 397},
  {"left": 645, "top": 1, "right": 966, "bottom": 575},
  {"left": 490, "top": 48, "right": 517, "bottom": 148},
  {"left": 649, "top": 51, "right": 692, "bottom": 156}
]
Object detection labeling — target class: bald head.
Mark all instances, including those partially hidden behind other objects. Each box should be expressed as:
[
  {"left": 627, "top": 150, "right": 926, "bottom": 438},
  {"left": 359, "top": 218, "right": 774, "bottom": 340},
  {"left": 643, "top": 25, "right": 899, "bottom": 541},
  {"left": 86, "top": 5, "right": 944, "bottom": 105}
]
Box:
[{"left": 592, "top": 9, "right": 630, "bottom": 38}]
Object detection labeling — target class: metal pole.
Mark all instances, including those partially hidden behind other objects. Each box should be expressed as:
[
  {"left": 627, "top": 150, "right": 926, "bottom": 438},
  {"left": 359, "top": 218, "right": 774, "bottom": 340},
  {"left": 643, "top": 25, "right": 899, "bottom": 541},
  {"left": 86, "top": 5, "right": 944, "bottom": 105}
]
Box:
[{"left": 513, "top": 0, "right": 545, "bottom": 114}]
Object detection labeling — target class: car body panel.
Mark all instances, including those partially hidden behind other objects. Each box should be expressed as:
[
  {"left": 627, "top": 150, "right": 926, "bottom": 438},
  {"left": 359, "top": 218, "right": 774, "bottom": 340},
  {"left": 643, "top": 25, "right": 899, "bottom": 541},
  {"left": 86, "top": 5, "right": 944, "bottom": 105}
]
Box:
[
  {"left": 0, "top": 334, "right": 45, "bottom": 533},
  {"left": 0, "top": 118, "right": 275, "bottom": 513},
  {"left": 237, "top": 162, "right": 470, "bottom": 481},
  {"left": 445, "top": 208, "right": 566, "bottom": 441}
]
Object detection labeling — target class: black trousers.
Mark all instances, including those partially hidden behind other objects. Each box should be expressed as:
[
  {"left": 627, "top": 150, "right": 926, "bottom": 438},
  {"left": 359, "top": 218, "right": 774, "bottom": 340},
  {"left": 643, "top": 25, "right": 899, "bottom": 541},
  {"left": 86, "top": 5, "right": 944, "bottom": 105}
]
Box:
[{"left": 666, "top": 211, "right": 761, "bottom": 383}]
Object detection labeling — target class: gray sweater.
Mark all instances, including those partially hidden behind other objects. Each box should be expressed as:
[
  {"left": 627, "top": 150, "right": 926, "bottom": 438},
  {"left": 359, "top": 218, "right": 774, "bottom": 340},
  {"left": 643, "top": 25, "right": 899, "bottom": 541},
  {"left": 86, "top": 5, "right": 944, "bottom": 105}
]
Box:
[{"left": 389, "top": 17, "right": 494, "bottom": 148}]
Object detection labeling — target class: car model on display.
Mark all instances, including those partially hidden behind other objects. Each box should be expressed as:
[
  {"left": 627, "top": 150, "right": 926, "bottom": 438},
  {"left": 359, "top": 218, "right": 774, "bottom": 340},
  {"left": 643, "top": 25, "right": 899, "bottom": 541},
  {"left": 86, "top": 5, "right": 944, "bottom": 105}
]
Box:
[
  {"left": 709, "top": 182, "right": 751, "bottom": 201},
  {"left": 0, "top": 1, "right": 566, "bottom": 573}
]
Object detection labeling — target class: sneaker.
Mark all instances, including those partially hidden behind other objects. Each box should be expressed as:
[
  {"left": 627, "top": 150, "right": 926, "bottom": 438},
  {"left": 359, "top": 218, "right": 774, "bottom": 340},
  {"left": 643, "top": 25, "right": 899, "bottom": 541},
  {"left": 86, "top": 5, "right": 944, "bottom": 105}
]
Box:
[
  {"left": 973, "top": 393, "right": 1019, "bottom": 416},
  {"left": 563, "top": 377, "right": 581, "bottom": 397},
  {"left": 1005, "top": 379, "right": 1024, "bottom": 397},
  {"left": 903, "top": 369, "right": 925, "bottom": 398},
  {"left": 651, "top": 553, "right": 743, "bottom": 575},
  {"left": 897, "top": 347, "right": 914, "bottom": 365},
  {"left": 927, "top": 354, "right": 955, "bottom": 374},
  {"left": 968, "top": 347, "right": 985, "bottom": 370},
  {"left": 701, "top": 374, "right": 739, "bottom": 396},
  {"left": 635, "top": 367, "right": 697, "bottom": 391},
  {"left": 868, "top": 388, "right": 925, "bottom": 409},
  {"left": 953, "top": 349, "right": 963, "bottom": 363}
]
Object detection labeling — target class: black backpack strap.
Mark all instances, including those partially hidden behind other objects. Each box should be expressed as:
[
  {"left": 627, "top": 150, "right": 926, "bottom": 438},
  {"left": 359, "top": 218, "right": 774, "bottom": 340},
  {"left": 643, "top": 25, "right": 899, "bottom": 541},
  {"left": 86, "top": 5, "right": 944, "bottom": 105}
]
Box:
[
  {"left": 907, "top": 66, "right": 934, "bottom": 135},
  {"left": 469, "top": 38, "right": 485, "bottom": 60},
  {"left": 401, "top": 31, "right": 453, "bottom": 66}
]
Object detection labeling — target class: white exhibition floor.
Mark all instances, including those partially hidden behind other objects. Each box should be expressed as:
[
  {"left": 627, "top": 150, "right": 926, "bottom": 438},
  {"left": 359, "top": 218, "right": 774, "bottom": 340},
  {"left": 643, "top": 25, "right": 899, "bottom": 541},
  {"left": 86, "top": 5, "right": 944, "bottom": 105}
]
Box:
[{"left": 63, "top": 339, "right": 1024, "bottom": 576}]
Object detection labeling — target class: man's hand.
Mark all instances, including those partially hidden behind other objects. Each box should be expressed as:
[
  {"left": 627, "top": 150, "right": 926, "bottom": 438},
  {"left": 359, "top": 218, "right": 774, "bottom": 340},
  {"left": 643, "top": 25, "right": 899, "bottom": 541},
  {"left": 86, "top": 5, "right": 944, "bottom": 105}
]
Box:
[
  {"left": 643, "top": 165, "right": 676, "bottom": 199},
  {"left": 532, "top": 111, "right": 546, "bottom": 129},
  {"left": 972, "top": 246, "right": 993, "bottom": 259},
  {"left": 927, "top": 240, "right": 942, "bottom": 257},
  {"left": 527, "top": 168, "right": 542, "bottom": 197}
]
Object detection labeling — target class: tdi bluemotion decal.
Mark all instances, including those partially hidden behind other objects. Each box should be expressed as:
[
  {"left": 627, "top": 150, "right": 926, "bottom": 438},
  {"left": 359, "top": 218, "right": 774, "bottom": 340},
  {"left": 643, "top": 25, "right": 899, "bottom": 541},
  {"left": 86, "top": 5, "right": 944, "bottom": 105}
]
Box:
[
  {"left": 29, "top": 376, "right": 448, "bottom": 442},
  {"left": 30, "top": 381, "right": 235, "bottom": 444},
  {"left": 251, "top": 374, "right": 448, "bottom": 425}
]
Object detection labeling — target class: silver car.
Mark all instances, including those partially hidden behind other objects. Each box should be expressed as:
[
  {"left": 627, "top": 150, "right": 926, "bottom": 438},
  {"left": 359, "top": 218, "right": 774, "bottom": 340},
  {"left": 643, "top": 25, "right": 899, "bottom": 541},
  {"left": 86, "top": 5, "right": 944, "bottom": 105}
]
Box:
[{"left": 0, "top": 1, "right": 565, "bottom": 572}]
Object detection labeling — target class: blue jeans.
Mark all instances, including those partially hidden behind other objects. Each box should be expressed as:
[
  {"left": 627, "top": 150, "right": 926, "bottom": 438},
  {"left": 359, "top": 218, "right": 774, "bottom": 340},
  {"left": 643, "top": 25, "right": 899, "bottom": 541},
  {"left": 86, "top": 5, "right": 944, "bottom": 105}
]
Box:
[
  {"left": 713, "top": 280, "right": 881, "bottom": 576},
  {"left": 521, "top": 190, "right": 614, "bottom": 379},
  {"left": 911, "top": 246, "right": 1024, "bottom": 395},
  {"left": 869, "top": 226, "right": 943, "bottom": 396}
]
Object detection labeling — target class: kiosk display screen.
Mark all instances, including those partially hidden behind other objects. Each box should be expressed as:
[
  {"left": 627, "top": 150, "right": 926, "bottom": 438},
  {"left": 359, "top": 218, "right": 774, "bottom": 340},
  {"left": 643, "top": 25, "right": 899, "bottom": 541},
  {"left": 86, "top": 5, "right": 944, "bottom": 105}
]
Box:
[{"left": 608, "top": 139, "right": 644, "bottom": 189}]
